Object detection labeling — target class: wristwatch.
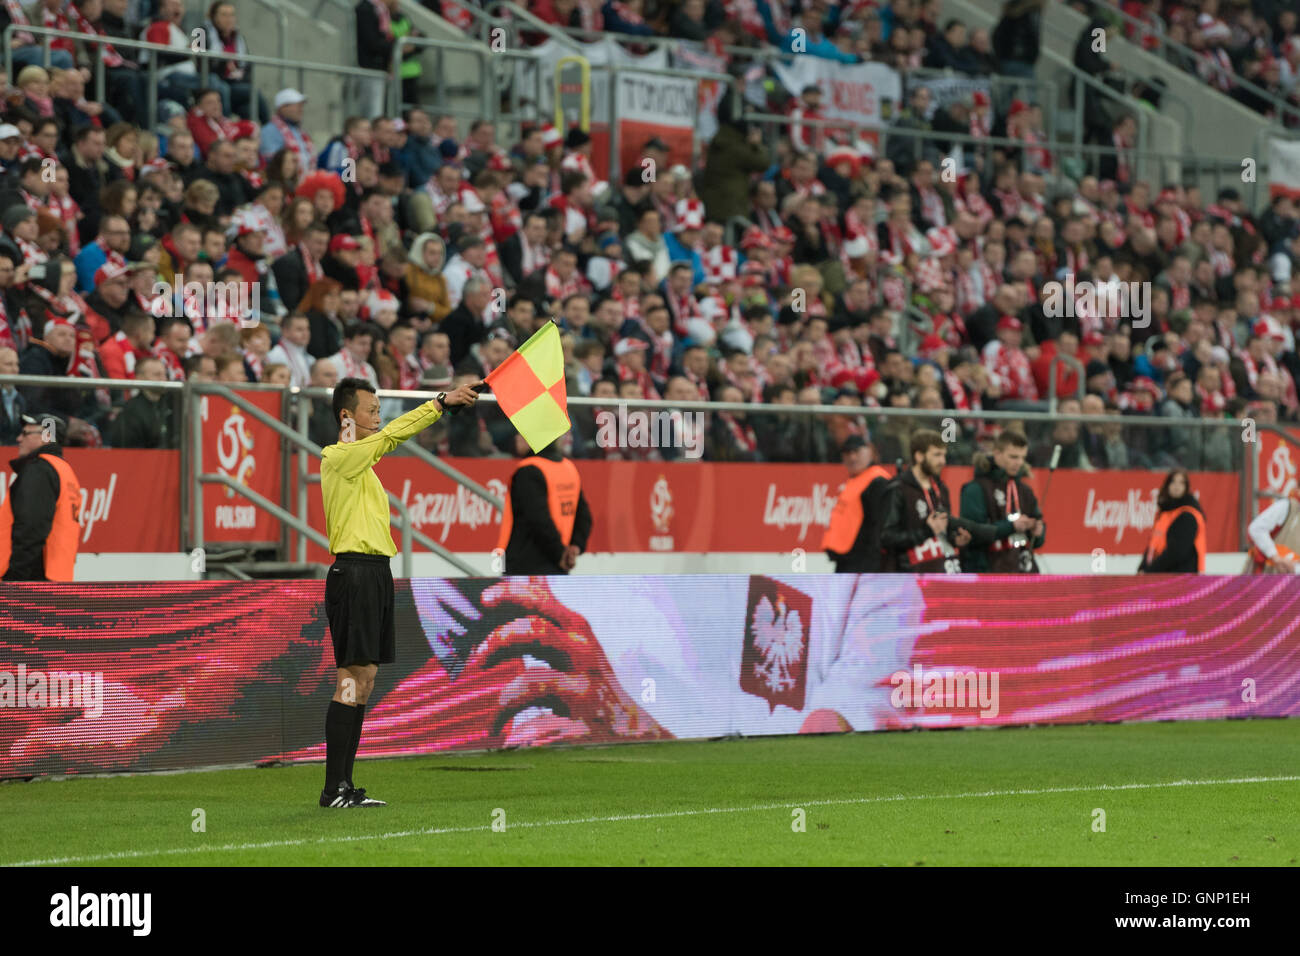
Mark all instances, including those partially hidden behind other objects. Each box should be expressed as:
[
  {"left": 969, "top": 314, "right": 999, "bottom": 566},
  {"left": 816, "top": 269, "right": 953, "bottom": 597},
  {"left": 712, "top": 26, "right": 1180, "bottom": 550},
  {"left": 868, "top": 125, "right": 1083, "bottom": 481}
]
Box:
[{"left": 434, "top": 392, "right": 447, "bottom": 411}]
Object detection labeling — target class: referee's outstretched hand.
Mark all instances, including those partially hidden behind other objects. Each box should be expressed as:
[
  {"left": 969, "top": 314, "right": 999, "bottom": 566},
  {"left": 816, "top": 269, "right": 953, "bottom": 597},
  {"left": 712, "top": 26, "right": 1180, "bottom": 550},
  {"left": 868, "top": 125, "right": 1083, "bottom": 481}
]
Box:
[{"left": 444, "top": 381, "right": 486, "bottom": 407}]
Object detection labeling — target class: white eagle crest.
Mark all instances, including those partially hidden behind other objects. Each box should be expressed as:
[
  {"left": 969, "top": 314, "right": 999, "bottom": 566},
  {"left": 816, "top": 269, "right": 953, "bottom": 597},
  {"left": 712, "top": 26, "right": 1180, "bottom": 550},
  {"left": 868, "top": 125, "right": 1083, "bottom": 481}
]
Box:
[{"left": 750, "top": 595, "right": 804, "bottom": 694}]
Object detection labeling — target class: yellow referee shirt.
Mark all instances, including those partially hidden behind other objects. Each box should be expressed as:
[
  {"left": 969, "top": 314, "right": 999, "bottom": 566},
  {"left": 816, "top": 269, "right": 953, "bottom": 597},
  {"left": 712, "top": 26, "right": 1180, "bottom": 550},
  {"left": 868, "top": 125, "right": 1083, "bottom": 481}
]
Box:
[{"left": 320, "top": 399, "right": 443, "bottom": 556}]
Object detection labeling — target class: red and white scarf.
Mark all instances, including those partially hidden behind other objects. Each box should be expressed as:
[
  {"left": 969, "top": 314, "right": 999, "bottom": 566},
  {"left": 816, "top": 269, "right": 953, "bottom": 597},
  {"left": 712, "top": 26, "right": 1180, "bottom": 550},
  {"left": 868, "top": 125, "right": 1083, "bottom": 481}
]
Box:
[
  {"left": 0, "top": 294, "right": 32, "bottom": 352},
  {"left": 272, "top": 113, "right": 315, "bottom": 177}
]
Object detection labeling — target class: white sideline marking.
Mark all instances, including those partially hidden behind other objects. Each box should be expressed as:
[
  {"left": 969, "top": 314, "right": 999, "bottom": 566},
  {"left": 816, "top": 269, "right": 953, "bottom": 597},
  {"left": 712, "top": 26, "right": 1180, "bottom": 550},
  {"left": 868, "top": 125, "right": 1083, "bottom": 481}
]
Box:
[{"left": 5, "top": 775, "right": 1298, "bottom": 867}]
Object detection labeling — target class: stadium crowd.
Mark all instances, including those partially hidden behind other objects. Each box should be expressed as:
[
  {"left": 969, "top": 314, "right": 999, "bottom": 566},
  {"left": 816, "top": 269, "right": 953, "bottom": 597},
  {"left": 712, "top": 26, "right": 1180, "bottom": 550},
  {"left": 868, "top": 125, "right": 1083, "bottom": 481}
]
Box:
[{"left": 0, "top": 0, "right": 1291, "bottom": 471}]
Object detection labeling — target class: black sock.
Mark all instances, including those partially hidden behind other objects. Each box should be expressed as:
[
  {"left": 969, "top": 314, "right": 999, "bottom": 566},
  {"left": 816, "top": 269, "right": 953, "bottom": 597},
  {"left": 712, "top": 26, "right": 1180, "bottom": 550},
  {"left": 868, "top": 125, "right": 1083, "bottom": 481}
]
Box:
[
  {"left": 325, "top": 700, "right": 354, "bottom": 791},
  {"left": 345, "top": 704, "right": 367, "bottom": 787}
]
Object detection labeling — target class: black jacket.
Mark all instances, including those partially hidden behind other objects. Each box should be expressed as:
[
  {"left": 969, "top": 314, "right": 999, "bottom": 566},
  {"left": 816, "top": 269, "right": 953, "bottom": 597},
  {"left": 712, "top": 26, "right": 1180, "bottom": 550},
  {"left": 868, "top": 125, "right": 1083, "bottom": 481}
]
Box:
[
  {"left": 306, "top": 309, "right": 344, "bottom": 360},
  {"left": 502, "top": 450, "right": 593, "bottom": 574},
  {"left": 439, "top": 301, "right": 486, "bottom": 367},
  {"left": 3, "top": 444, "right": 67, "bottom": 580},
  {"left": 1137, "top": 495, "right": 1204, "bottom": 573},
  {"left": 109, "top": 393, "right": 174, "bottom": 449},
  {"left": 64, "top": 150, "right": 122, "bottom": 246},
  {"left": 0, "top": 386, "right": 26, "bottom": 444},
  {"left": 272, "top": 247, "right": 313, "bottom": 313},
  {"left": 191, "top": 168, "right": 252, "bottom": 218},
  {"left": 355, "top": 0, "right": 396, "bottom": 70}
]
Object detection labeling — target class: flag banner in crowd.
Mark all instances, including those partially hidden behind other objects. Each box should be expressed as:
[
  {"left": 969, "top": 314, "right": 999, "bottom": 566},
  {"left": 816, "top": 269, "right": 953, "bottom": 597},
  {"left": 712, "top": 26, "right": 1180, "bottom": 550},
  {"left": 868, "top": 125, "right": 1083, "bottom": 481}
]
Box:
[
  {"left": 3, "top": 574, "right": 1297, "bottom": 779},
  {"left": 613, "top": 70, "right": 697, "bottom": 175},
  {"left": 1270, "top": 137, "right": 1300, "bottom": 199},
  {"left": 772, "top": 57, "right": 902, "bottom": 134},
  {"left": 486, "top": 323, "right": 571, "bottom": 453},
  {"left": 906, "top": 73, "right": 993, "bottom": 120}
]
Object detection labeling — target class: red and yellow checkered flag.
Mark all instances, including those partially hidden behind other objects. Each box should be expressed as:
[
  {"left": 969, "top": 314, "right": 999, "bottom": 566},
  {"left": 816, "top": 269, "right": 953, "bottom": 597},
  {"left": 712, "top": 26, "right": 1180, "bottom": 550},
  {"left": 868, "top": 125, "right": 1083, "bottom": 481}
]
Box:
[{"left": 485, "top": 322, "right": 571, "bottom": 453}]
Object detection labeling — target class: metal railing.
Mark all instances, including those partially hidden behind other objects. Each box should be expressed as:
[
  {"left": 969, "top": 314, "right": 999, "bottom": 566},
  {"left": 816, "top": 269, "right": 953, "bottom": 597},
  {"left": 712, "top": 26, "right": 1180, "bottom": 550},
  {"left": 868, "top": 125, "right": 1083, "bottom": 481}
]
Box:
[
  {"left": 389, "top": 34, "right": 546, "bottom": 139},
  {"left": 192, "top": 383, "right": 481, "bottom": 576},
  {"left": 1093, "top": 0, "right": 1300, "bottom": 129},
  {"left": 2, "top": 24, "right": 388, "bottom": 131},
  {"left": 741, "top": 111, "right": 1242, "bottom": 196}
]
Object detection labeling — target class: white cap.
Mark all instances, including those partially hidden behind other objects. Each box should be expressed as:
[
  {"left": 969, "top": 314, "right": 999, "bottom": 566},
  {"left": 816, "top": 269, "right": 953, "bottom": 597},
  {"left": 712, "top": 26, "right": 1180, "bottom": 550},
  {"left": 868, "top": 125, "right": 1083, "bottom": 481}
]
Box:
[
  {"left": 0, "top": 124, "right": 21, "bottom": 140},
  {"left": 274, "top": 89, "right": 306, "bottom": 110},
  {"left": 843, "top": 236, "right": 869, "bottom": 258}
]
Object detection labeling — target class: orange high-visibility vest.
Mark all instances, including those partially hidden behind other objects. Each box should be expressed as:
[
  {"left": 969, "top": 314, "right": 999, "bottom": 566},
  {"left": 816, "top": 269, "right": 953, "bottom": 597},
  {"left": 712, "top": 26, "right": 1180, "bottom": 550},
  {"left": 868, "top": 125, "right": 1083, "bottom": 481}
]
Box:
[
  {"left": 496, "top": 456, "right": 582, "bottom": 551},
  {"left": 821, "top": 465, "right": 891, "bottom": 554},
  {"left": 0, "top": 452, "right": 82, "bottom": 581},
  {"left": 1144, "top": 505, "right": 1206, "bottom": 572}
]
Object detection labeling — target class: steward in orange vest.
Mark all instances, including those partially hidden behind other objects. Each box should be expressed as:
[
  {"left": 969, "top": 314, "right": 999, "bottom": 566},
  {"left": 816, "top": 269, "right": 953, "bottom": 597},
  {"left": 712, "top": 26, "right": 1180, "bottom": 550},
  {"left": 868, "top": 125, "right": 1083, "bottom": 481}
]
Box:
[
  {"left": 821, "top": 435, "right": 893, "bottom": 572},
  {"left": 0, "top": 414, "right": 82, "bottom": 581},
  {"left": 1138, "top": 469, "right": 1206, "bottom": 573},
  {"left": 496, "top": 441, "right": 592, "bottom": 574}
]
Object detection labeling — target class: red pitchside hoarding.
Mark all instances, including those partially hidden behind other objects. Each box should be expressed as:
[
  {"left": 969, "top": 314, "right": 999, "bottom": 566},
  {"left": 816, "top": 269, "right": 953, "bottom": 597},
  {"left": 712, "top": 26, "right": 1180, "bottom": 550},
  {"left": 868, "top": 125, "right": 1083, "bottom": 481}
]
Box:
[
  {"left": 0, "top": 445, "right": 1240, "bottom": 557},
  {"left": 299, "top": 458, "right": 1241, "bottom": 558},
  {"left": 0, "top": 449, "right": 179, "bottom": 552}
]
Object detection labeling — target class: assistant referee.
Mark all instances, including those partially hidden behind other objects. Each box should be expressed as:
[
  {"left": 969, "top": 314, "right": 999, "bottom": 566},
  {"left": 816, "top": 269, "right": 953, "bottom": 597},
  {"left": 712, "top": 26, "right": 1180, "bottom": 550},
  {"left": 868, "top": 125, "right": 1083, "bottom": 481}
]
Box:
[{"left": 319, "top": 375, "right": 481, "bottom": 809}]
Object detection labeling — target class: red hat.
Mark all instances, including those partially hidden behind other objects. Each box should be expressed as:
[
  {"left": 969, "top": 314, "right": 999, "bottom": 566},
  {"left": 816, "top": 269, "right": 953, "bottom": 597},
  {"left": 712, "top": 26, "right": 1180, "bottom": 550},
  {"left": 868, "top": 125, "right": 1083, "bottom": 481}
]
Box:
[
  {"left": 1008, "top": 99, "right": 1028, "bottom": 117},
  {"left": 1082, "top": 330, "right": 1105, "bottom": 347},
  {"left": 771, "top": 225, "right": 795, "bottom": 244},
  {"left": 997, "top": 315, "right": 1023, "bottom": 332},
  {"left": 540, "top": 123, "right": 562, "bottom": 149},
  {"left": 971, "top": 90, "right": 990, "bottom": 108},
  {"left": 44, "top": 317, "right": 76, "bottom": 336},
  {"left": 740, "top": 227, "right": 771, "bottom": 251},
  {"left": 94, "top": 262, "right": 129, "bottom": 285},
  {"left": 918, "top": 333, "right": 947, "bottom": 357},
  {"left": 826, "top": 147, "right": 859, "bottom": 173},
  {"left": 329, "top": 233, "right": 361, "bottom": 253}
]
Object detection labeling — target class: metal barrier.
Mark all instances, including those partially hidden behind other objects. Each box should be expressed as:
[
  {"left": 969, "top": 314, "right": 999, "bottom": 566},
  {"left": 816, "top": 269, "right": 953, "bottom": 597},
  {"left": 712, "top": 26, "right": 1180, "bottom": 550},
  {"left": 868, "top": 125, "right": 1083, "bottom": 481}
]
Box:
[
  {"left": 2, "top": 23, "right": 388, "bottom": 131},
  {"left": 0, "top": 373, "right": 1284, "bottom": 554},
  {"left": 390, "top": 34, "right": 546, "bottom": 142},
  {"left": 1094, "top": 0, "right": 1300, "bottom": 129},
  {"left": 741, "top": 110, "right": 1240, "bottom": 195},
  {"left": 904, "top": 66, "right": 1059, "bottom": 140}
]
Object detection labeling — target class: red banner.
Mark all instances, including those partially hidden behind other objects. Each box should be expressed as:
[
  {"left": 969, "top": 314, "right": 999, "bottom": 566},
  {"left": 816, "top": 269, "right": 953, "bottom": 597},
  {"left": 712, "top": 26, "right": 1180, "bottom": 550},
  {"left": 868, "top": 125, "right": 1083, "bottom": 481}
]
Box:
[
  {"left": 200, "top": 390, "right": 282, "bottom": 543},
  {"left": 0, "top": 449, "right": 178, "bottom": 552},
  {"left": 299, "top": 459, "right": 1241, "bottom": 557}
]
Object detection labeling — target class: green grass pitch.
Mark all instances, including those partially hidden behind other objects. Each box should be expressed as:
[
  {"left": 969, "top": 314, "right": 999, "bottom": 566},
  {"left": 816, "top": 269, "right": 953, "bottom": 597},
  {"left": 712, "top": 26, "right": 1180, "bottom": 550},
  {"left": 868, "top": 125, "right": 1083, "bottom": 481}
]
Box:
[{"left": 2, "top": 720, "right": 1297, "bottom": 866}]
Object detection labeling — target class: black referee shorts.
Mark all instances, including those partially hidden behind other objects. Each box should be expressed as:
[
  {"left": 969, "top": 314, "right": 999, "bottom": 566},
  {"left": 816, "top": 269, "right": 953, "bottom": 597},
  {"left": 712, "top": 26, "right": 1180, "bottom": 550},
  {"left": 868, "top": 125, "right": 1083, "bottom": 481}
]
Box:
[{"left": 325, "top": 553, "right": 395, "bottom": 668}]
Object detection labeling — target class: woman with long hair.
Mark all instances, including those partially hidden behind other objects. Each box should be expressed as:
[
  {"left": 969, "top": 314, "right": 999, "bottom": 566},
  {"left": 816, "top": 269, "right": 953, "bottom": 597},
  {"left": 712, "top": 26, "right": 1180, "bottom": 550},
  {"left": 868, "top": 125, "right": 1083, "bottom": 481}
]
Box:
[
  {"left": 298, "top": 277, "right": 345, "bottom": 359},
  {"left": 265, "top": 147, "right": 302, "bottom": 194},
  {"left": 282, "top": 196, "right": 318, "bottom": 247},
  {"left": 1138, "top": 468, "right": 1207, "bottom": 573}
]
